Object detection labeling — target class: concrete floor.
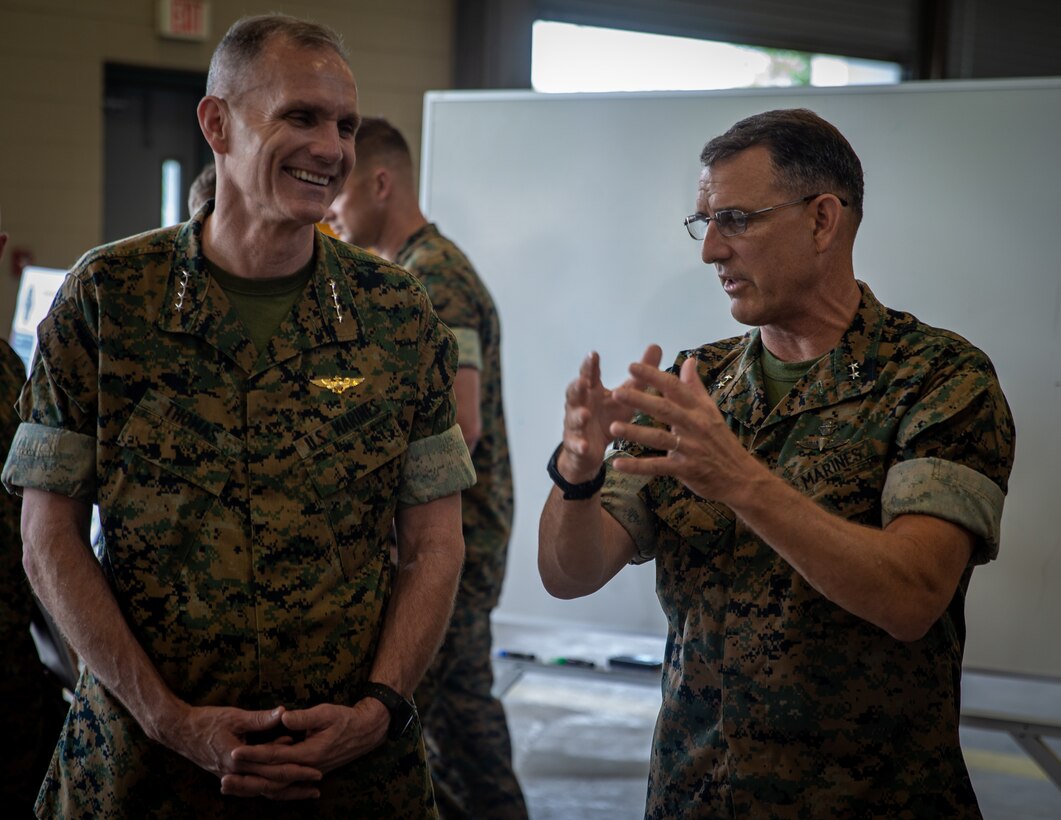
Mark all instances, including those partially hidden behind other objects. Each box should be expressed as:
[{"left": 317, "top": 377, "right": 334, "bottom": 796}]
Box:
[{"left": 494, "top": 620, "right": 1061, "bottom": 819}]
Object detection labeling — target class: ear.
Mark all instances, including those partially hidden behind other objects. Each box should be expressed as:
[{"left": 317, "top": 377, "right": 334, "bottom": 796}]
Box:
[
  {"left": 811, "top": 193, "right": 847, "bottom": 253},
  {"left": 198, "top": 96, "right": 230, "bottom": 154},
  {"left": 373, "top": 167, "right": 393, "bottom": 202}
]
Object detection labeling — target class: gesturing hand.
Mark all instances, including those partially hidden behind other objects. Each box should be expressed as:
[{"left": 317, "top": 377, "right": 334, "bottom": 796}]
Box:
[
  {"left": 560, "top": 345, "right": 663, "bottom": 482},
  {"left": 609, "top": 356, "right": 766, "bottom": 505}
]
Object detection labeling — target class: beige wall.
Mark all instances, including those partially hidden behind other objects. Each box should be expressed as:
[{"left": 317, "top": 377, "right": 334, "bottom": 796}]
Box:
[{"left": 0, "top": 0, "right": 455, "bottom": 328}]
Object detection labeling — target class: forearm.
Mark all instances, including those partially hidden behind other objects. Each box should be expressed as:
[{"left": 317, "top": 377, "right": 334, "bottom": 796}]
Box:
[
  {"left": 21, "top": 489, "right": 185, "bottom": 741},
  {"left": 538, "top": 487, "right": 612, "bottom": 599},
  {"left": 371, "top": 493, "right": 464, "bottom": 697},
  {"left": 729, "top": 466, "right": 972, "bottom": 640},
  {"left": 538, "top": 450, "right": 635, "bottom": 599}
]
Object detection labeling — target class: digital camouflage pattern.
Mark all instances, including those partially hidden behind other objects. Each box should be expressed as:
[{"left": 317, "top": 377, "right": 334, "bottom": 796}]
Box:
[
  {"left": 601, "top": 283, "right": 1015, "bottom": 818},
  {"left": 0, "top": 339, "right": 68, "bottom": 812},
  {"left": 396, "top": 224, "right": 513, "bottom": 610},
  {"left": 1, "top": 206, "right": 476, "bottom": 819},
  {"left": 397, "top": 224, "right": 527, "bottom": 819}
]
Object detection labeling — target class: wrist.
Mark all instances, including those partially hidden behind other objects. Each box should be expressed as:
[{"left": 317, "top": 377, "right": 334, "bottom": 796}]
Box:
[
  {"left": 548, "top": 443, "right": 606, "bottom": 500},
  {"left": 556, "top": 445, "right": 602, "bottom": 484},
  {"left": 722, "top": 457, "right": 777, "bottom": 511},
  {"left": 358, "top": 682, "right": 417, "bottom": 740},
  {"left": 145, "top": 692, "right": 190, "bottom": 747}
]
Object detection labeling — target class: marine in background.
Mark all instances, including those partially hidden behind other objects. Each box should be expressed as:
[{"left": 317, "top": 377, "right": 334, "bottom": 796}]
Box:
[{"left": 326, "top": 116, "right": 527, "bottom": 820}]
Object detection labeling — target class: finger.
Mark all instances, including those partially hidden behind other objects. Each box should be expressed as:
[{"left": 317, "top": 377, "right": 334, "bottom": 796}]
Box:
[
  {"left": 626, "top": 362, "right": 691, "bottom": 400},
  {"left": 230, "top": 742, "right": 323, "bottom": 776},
  {"left": 279, "top": 705, "right": 329, "bottom": 734},
  {"left": 610, "top": 453, "right": 677, "bottom": 477},
  {"left": 610, "top": 385, "right": 682, "bottom": 429},
  {"left": 616, "top": 344, "right": 663, "bottom": 393},
  {"left": 564, "top": 378, "right": 596, "bottom": 442},
  {"left": 679, "top": 356, "right": 708, "bottom": 391},
  {"left": 235, "top": 707, "right": 285, "bottom": 735},
  {"left": 578, "top": 351, "right": 601, "bottom": 385}
]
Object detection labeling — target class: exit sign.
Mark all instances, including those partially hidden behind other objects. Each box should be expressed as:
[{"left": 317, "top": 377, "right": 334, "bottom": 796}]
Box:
[{"left": 158, "top": 0, "right": 210, "bottom": 41}]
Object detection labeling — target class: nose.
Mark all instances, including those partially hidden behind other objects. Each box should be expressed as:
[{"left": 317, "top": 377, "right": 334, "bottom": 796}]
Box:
[
  {"left": 311, "top": 123, "right": 344, "bottom": 165},
  {"left": 700, "top": 220, "right": 730, "bottom": 265}
]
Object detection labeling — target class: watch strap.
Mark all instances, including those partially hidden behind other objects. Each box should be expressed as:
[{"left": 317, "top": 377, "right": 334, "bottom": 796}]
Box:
[
  {"left": 547, "top": 442, "right": 606, "bottom": 500},
  {"left": 359, "top": 681, "right": 416, "bottom": 740}
]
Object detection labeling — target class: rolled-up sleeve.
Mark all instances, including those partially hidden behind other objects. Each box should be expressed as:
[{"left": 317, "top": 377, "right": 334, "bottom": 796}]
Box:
[
  {"left": 2, "top": 275, "right": 99, "bottom": 503},
  {"left": 882, "top": 457, "right": 1006, "bottom": 562},
  {"left": 2, "top": 423, "right": 96, "bottom": 502},
  {"left": 398, "top": 423, "right": 475, "bottom": 507},
  {"left": 888, "top": 347, "right": 1015, "bottom": 564},
  {"left": 399, "top": 285, "right": 475, "bottom": 508},
  {"left": 600, "top": 452, "right": 657, "bottom": 564}
]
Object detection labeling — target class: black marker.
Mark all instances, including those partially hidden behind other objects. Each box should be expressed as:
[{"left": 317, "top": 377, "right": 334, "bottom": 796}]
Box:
[{"left": 496, "top": 650, "right": 537, "bottom": 662}]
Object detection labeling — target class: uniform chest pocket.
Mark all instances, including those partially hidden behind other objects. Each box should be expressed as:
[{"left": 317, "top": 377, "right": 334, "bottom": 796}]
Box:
[
  {"left": 294, "top": 399, "right": 407, "bottom": 498},
  {"left": 788, "top": 438, "right": 883, "bottom": 521},
  {"left": 114, "top": 392, "right": 242, "bottom": 589},
  {"left": 117, "top": 390, "right": 241, "bottom": 495},
  {"left": 295, "top": 400, "right": 407, "bottom": 580}
]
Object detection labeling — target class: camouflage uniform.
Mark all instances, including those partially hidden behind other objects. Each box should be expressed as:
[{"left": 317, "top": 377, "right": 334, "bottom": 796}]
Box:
[
  {"left": 601, "top": 283, "right": 1014, "bottom": 819},
  {"left": 1, "top": 209, "right": 475, "bottom": 819},
  {"left": 0, "top": 340, "right": 68, "bottom": 813},
  {"left": 399, "top": 225, "right": 527, "bottom": 819}
]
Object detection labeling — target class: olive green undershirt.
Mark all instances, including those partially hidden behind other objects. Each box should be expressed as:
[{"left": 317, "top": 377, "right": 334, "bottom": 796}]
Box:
[
  {"left": 206, "top": 257, "right": 314, "bottom": 357},
  {"left": 761, "top": 345, "right": 823, "bottom": 410}
]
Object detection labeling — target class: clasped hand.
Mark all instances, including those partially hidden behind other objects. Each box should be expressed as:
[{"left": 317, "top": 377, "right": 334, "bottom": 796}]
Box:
[{"left": 168, "top": 698, "right": 389, "bottom": 801}]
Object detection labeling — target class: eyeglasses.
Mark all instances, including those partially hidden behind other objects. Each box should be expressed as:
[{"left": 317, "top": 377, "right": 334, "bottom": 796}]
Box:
[{"left": 683, "top": 193, "right": 848, "bottom": 240}]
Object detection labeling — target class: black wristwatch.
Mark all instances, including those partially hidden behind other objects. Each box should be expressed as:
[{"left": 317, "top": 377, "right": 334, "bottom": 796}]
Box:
[
  {"left": 547, "top": 442, "right": 606, "bottom": 500},
  {"left": 359, "top": 682, "right": 417, "bottom": 740}
]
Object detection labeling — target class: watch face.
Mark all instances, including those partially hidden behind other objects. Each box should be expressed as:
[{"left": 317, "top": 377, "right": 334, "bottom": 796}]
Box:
[
  {"left": 362, "top": 683, "right": 417, "bottom": 739},
  {"left": 388, "top": 699, "right": 417, "bottom": 740}
]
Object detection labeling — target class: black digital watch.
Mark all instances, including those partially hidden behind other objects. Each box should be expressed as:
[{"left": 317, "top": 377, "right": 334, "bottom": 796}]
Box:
[
  {"left": 359, "top": 682, "right": 417, "bottom": 740},
  {"left": 547, "top": 442, "right": 606, "bottom": 500}
]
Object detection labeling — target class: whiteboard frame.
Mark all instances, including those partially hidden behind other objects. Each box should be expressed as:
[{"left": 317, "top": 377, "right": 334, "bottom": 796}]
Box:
[{"left": 421, "top": 79, "right": 1061, "bottom": 679}]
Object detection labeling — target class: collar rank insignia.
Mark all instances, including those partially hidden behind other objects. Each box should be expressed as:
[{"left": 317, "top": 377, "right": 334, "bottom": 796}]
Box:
[
  {"left": 310, "top": 376, "right": 365, "bottom": 395},
  {"left": 715, "top": 374, "right": 734, "bottom": 390}
]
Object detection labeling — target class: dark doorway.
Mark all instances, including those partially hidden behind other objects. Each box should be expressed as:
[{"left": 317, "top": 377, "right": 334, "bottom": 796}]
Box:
[{"left": 103, "top": 64, "right": 212, "bottom": 243}]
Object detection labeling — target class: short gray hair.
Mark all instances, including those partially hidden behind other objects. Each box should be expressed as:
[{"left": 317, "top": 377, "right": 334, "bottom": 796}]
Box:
[
  {"left": 206, "top": 13, "right": 348, "bottom": 98},
  {"left": 701, "top": 108, "right": 864, "bottom": 225}
]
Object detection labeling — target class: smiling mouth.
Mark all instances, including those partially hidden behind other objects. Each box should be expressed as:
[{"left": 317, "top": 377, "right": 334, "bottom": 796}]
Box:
[{"left": 287, "top": 168, "right": 331, "bottom": 186}]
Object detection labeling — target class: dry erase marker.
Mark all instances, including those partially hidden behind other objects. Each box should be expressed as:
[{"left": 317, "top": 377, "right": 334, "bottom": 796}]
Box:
[
  {"left": 496, "top": 650, "right": 537, "bottom": 662},
  {"left": 549, "top": 656, "right": 596, "bottom": 668}
]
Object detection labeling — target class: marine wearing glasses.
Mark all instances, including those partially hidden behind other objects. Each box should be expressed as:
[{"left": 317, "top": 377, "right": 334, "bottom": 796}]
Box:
[{"left": 684, "top": 192, "right": 849, "bottom": 239}]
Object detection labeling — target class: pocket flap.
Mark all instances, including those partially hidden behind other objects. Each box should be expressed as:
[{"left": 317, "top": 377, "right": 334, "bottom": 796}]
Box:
[
  {"left": 295, "top": 400, "right": 407, "bottom": 498},
  {"left": 117, "top": 391, "right": 241, "bottom": 496}
]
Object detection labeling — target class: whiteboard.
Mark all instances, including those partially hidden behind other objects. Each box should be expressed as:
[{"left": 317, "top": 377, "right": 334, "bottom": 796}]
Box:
[{"left": 420, "top": 81, "right": 1061, "bottom": 679}]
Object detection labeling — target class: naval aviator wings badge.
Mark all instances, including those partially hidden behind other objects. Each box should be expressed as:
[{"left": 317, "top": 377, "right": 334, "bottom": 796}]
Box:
[{"left": 310, "top": 376, "right": 365, "bottom": 395}]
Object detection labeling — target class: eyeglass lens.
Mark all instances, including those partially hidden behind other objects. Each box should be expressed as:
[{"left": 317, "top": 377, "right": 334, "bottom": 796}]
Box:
[
  {"left": 686, "top": 210, "right": 746, "bottom": 240},
  {"left": 716, "top": 211, "right": 744, "bottom": 236}
]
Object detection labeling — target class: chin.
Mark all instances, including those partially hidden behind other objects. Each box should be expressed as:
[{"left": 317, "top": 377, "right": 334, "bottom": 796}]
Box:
[{"left": 728, "top": 301, "right": 757, "bottom": 328}]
